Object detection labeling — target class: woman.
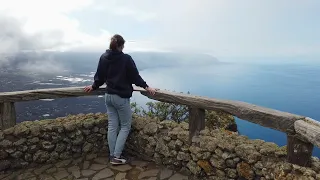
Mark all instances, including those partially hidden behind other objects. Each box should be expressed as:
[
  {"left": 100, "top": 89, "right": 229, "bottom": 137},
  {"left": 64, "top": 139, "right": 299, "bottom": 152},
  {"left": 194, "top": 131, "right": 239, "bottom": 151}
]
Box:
[{"left": 84, "top": 34, "right": 157, "bottom": 165}]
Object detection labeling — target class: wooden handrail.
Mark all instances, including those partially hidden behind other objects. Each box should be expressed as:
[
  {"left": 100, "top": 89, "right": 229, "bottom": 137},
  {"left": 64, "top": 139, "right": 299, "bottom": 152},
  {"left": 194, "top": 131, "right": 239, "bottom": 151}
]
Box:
[{"left": 0, "top": 86, "right": 320, "bottom": 167}]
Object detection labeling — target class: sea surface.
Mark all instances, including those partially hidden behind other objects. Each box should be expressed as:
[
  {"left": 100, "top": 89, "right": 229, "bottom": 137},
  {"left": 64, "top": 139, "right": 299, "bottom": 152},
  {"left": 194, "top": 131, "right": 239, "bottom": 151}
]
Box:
[
  {"left": 133, "top": 60, "right": 320, "bottom": 157},
  {"left": 2, "top": 54, "right": 320, "bottom": 157}
]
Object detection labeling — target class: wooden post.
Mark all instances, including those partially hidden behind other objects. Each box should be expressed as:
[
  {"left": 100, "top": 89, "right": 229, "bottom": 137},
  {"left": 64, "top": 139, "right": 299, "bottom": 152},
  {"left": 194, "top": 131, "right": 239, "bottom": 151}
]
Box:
[
  {"left": 287, "top": 133, "right": 313, "bottom": 167},
  {"left": 188, "top": 107, "right": 205, "bottom": 143},
  {"left": 0, "top": 102, "right": 16, "bottom": 130}
]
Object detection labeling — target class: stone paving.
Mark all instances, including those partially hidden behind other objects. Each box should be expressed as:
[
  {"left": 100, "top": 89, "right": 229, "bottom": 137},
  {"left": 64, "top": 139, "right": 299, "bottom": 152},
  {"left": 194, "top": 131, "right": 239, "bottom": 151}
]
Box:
[{"left": 0, "top": 153, "right": 190, "bottom": 180}]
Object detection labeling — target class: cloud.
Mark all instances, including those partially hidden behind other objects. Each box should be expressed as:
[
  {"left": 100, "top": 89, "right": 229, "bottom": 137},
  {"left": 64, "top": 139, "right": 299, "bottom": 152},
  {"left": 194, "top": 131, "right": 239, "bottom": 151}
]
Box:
[
  {"left": 0, "top": 0, "right": 319, "bottom": 58},
  {"left": 92, "top": 0, "right": 320, "bottom": 57},
  {"left": 18, "top": 58, "right": 67, "bottom": 75}
]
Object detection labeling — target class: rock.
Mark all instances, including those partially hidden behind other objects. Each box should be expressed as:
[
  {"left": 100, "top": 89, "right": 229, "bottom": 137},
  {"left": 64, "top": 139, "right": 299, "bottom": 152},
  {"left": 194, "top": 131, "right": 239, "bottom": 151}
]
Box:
[
  {"left": 60, "top": 152, "right": 72, "bottom": 159},
  {"left": 177, "top": 131, "right": 189, "bottom": 144},
  {"left": 29, "top": 125, "right": 41, "bottom": 136},
  {"left": 83, "top": 161, "right": 90, "bottom": 169},
  {"left": 28, "top": 137, "right": 40, "bottom": 144},
  {"left": 53, "top": 169, "right": 69, "bottom": 180},
  {"left": 46, "top": 167, "right": 57, "bottom": 173},
  {"left": 0, "top": 132, "right": 3, "bottom": 140},
  {"left": 214, "top": 148, "right": 223, "bottom": 157},
  {"left": 168, "top": 173, "right": 188, "bottom": 180},
  {"left": 87, "top": 134, "right": 99, "bottom": 143},
  {"left": 55, "top": 159, "right": 72, "bottom": 168},
  {"left": 0, "top": 150, "right": 9, "bottom": 159},
  {"left": 33, "top": 150, "right": 49, "bottom": 163},
  {"left": 147, "top": 177, "right": 157, "bottom": 180},
  {"left": 94, "top": 157, "right": 109, "bottom": 165},
  {"left": 83, "top": 142, "right": 93, "bottom": 152},
  {"left": 99, "top": 128, "right": 107, "bottom": 134},
  {"left": 41, "top": 141, "right": 55, "bottom": 151},
  {"left": 11, "top": 159, "right": 28, "bottom": 169},
  {"left": 163, "top": 136, "right": 171, "bottom": 142},
  {"left": 221, "top": 152, "right": 236, "bottom": 160},
  {"left": 216, "top": 169, "right": 226, "bottom": 178},
  {"left": 189, "top": 146, "right": 203, "bottom": 155},
  {"left": 226, "top": 168, "right": 238, "bottom": 179},
  {"left": 13, "top": 138, "right": 27, "bottom": 146},
  {"left": 13, "top": 124, "right": 30, "bottom": 136},
  {"left": 259, "top": 142, "right": 278, "bottom": 155},
  {"left": 24, "top": 153, "right": 33, "bottom": 162},
  {"left": 90, "top": 164, "right": 108, "bottom": 171},
  {"left": 86, "top": 153, "right": 98, "bottom": 160},
  {"left": 138, "top": 169, "right": 160, "bottom": 179},
  {"left": 197, "top": 160, "right": 214, "bottom": 175},
  {"left": 115, "top": 172, "right": 127, "bottom": 180},
  {"left": 177, "top": 152, "right": 191, "bottom": 161},
  {"left": 73, "top": 135, "right": 84, "bottom": 145},
  {"left": 0, "top": 139, "right": 12, "bottom": 148},
  {"left": 131, "top": 160, "right": 148, "bottom": 167},
  {"left": 81, "top": 169, "right": 96, "bottom": 177},
  {"left": 155, "top": 139, "right": 170, "bottom": 157},
  {"left": 160, "top": 120, "right": 178, "bottom": 129},
  {"left": 83, "top": 119, "right": 95, "bottom": 129},
  {"left": 199, "top": 136, "right": 218, "bottom": 151},
  {"left": 72, "top": 146, "right": 82, "bottom": 153},
  {"left": 34, "top": 164, "right": 53, "bottom": 175},
  {"left": 38, "top": 174, "right": 55, "bottom": 180},
  {"left": 186, "top": 161, "right": 201, "bottom": 175},
  {"left": 311, "top": 157, "right": 320, "bottom": 172},
  {"left": 209, "top": 156, "right": 225, "bottom": 169},
  {"left": 82, "top": 129, "right": 90, "bottom": 135},
  {"left": 237, "top": 162, "right": 255, "bottom": 180},
  {"left": 29, "top": 145, "right": 39, "bottom": 153},
  {"left": 68, "top": 166, "right": 81, "bottom": 178},
  {"left": 92, "top": 168, "right": 114, "bottom": 180},
  {"left": 18, "top": 145, "right": 28, "bottom": 152},
  {"left": 64, "top": 122, "right": 77, "bottom": 131},
  {"left": 55, "top": 143, "right": 67, "bottom": 152},
  {"left": 160, "top": 169, "right": 173, "bottom": 180},
  {"left": 143, "top": 123, "right": 158, "bottom": 135},
  {"left": 235, "top": 144, "right": 261, "bottom": 164},
  {"left": 175, "top": 139, "right": 184, "bottom": 147},
  {"left": 110, "top": 164, "right": 132, "bottom": 172},
  {"left": 5, "top": 147, "right": 16, "bottom": 154},
  {"left": 11, "top": 151, "right": 23, "bottom": 158},
  {"left": 0, "top": 160, "right": 11, "bottom": 171},
  {"left": 226, "top": 159, "right": 236, "bottom": 168}
]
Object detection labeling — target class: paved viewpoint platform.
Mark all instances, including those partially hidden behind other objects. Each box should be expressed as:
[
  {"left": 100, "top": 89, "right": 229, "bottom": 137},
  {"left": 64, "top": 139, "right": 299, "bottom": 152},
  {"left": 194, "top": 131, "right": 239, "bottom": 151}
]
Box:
[{"left": 0, "top": 153, "right": 189, "bottom": 180}]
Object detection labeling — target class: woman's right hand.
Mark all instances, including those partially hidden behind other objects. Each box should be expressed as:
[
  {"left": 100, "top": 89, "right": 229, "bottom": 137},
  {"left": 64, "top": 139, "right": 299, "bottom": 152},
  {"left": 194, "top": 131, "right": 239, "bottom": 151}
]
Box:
[{"left": 145, "top": 87, "right": 157, "bottom": 95}]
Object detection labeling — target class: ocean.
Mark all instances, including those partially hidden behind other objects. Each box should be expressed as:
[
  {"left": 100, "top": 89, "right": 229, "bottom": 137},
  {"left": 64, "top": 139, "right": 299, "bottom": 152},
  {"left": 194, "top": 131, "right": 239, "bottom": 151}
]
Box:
[
  {"left": 132, "top": 60, "right": 320, "bottom": 157},
  {"left": 3, "top": 52, "right": 319, "bottom": 157}
]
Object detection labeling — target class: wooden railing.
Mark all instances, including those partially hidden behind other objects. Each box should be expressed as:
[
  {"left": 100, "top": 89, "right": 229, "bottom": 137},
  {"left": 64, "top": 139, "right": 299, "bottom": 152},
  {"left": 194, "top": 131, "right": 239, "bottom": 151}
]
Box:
[{"left": 0, "top": 86, "right": 320, "bottom": 167}]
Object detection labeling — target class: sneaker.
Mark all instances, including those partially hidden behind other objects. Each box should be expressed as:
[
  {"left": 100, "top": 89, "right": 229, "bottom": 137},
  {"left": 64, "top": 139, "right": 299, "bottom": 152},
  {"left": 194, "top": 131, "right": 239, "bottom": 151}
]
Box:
[{"left": 110, "top": 156, "right": 128, "bottom": 165}]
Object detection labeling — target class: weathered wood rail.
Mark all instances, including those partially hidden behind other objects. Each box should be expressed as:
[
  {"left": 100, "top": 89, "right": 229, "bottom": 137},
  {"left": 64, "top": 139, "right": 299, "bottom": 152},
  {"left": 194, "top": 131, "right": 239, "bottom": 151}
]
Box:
[{"left": 0, "top": 86, "right": 320, "bottom": 167}]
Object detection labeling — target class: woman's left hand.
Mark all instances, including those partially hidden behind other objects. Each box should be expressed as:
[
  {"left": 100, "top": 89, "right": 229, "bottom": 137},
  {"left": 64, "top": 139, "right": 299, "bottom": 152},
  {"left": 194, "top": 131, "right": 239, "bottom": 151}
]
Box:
[{"left": 84, "top": 86, "right": 93, "bottom": 93}]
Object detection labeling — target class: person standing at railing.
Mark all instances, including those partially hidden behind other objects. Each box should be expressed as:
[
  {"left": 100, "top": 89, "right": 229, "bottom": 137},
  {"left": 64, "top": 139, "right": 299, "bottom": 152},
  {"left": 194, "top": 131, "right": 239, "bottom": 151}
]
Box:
[{"left": 84, "top": 34, "right": 157, "bottom": 165}]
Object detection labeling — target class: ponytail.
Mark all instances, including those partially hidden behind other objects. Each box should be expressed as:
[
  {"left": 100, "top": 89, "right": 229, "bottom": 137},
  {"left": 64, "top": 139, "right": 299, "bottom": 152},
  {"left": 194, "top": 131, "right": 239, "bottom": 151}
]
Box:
[{"left": 109, "top": 34, "right": 125, "bottom": 51}]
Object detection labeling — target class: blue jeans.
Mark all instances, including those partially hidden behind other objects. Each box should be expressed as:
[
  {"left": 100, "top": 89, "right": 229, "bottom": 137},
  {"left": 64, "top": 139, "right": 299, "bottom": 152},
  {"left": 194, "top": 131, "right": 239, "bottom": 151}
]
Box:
[{"left": 105, "top": 93, "right": 132, "bottom": 158}]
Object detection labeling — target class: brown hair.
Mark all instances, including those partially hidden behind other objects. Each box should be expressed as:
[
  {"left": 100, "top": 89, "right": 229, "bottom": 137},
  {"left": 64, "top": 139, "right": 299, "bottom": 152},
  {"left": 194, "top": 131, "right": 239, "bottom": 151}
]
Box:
[{"left": 109, "top": 34, "right": 125, "bottom": 51}]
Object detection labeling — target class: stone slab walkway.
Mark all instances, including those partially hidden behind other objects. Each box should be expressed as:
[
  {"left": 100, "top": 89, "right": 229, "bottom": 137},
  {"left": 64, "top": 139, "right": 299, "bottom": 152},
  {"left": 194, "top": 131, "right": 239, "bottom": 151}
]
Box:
[{"left": 0, "top": 153, "right": 189, "bottom": 180}]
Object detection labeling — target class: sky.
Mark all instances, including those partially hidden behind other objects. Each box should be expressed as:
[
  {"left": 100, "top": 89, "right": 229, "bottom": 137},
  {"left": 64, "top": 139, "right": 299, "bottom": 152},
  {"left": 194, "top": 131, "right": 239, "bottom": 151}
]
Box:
[{"left": 0, "top": 0, "right": 319, "bottom": 58}]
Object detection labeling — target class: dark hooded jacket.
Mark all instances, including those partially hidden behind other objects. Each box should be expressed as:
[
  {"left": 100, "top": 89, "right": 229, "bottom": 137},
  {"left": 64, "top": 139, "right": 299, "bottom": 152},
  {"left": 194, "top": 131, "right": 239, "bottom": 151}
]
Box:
[{"left": 91, "top": 49, "right": 148, "bottom": 98}]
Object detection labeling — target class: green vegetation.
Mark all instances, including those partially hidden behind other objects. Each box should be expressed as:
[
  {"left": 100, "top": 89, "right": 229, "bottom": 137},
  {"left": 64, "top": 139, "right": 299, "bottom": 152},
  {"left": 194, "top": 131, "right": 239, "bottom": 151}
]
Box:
[{"left": 130, "top": 100, "right": 237, "bottom": 131}]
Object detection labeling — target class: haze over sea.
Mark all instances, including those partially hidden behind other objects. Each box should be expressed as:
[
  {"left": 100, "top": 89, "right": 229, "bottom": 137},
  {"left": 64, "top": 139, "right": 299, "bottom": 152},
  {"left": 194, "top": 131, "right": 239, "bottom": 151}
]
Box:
[
  {"left": 132, "top": 56, "right": 320, "bottom": 157},
  {"left": 1, "top": 0, "right": 319, "bottom": 159}
]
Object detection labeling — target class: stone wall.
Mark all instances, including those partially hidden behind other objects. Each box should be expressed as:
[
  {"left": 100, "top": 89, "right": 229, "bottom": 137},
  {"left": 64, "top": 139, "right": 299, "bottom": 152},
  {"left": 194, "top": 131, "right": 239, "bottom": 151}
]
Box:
[
  {"left": 127, "top": 115, "right": 320, "bottom": 180},
  {"left": 0, "top": 113, "right": 108, "bottom": 172},
  {"left": 1, "top": 113, "right": 320, "bottom": 179}
]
